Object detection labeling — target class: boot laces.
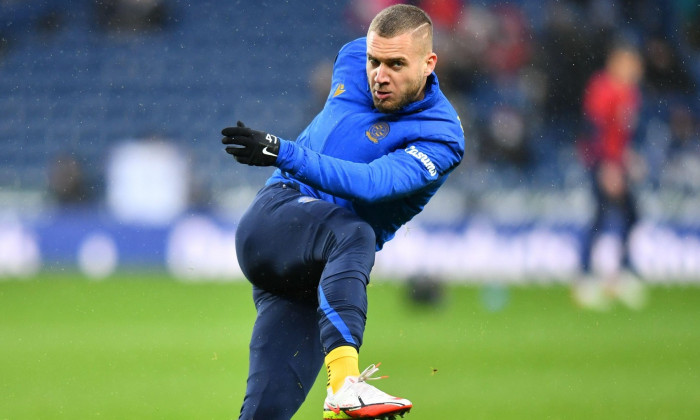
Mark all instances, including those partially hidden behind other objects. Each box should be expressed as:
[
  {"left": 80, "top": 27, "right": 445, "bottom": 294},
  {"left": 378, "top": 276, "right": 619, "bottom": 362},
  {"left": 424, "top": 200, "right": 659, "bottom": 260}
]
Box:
[{"left": 357, "top": 363, "right": 389, "bottom": 383}]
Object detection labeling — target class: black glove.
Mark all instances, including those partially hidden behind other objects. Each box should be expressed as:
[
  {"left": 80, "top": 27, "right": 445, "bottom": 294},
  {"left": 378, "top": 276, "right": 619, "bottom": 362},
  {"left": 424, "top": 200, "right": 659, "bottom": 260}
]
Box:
[{"left": 222, "top": 121, "right": 281, "bottom": 166}]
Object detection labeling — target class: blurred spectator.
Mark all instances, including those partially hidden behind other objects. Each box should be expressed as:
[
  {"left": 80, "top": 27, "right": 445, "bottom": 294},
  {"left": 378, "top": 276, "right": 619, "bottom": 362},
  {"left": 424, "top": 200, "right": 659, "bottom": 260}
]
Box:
[
  {"left": 419, "top": 0, "right": 462, "bottom": 32},
  {"left": 433, "top": 3, "right": 496, "bottom": 96},
  {"left": 483, "top": 4, "right": 531, "bottom": 76},
  {"left": 95, "top": 0, "right": 170, "bottom": 34},
  {"left": 433, "top": 2, "right": 536, "bottom": 173},
  {"left": 660, "top": 104, "right": 700, "bottom": 191},
  {"left": 48, "top": 153, "right": 93, "bottom": 205},
  {"left": 480, "top": 105, "right": 531, "bottom": 168},
  {"left": 345, "top": 0, "right": 462, "bottom": 36},
  {"left": 668, "top": 105, "right": 700, "bottom": 154},
  {"left": 642, "top": 36, "right": 695, "bottom": 95},
  {"left": 345, "top": 0, "right": 402, "bottom": 33},
  {"left": 533, "top": 0, "right": 609, "bottom": 122},
  {"left": 575, "top": 43, "right": 646, "bottom": 309}
]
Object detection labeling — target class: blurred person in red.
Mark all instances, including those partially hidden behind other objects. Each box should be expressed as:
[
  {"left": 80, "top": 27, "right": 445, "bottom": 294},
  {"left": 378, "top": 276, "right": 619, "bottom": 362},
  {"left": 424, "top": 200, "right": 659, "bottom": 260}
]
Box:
[
  {"left": 345, "top": 0, "right": 461, "bottom": 34},
  {"left": 575, "top": 42, "right": 647, "bottom": 310}
]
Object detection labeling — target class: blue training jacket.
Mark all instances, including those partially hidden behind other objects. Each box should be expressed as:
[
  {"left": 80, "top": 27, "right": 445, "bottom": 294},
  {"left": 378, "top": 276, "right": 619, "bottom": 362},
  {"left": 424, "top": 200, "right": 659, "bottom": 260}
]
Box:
[{"left": 267, "top": 37, "right": 465, "bottom": 249}]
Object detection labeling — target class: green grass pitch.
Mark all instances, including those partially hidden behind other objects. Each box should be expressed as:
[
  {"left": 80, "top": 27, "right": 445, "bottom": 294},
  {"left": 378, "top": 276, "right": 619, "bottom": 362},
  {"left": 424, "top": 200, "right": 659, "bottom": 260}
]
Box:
[{"left": 1, "top": 272, "right": 699, "bottom": 419}]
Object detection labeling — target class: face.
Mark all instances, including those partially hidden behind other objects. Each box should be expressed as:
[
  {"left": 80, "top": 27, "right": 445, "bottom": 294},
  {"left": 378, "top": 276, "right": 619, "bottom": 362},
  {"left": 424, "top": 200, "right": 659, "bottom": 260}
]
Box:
[
  {"left": 609, "top": 50, "right": 643, "bottom": 86},
  {"left": 366, "top": 30, "right": 437, "bottom": 113}
]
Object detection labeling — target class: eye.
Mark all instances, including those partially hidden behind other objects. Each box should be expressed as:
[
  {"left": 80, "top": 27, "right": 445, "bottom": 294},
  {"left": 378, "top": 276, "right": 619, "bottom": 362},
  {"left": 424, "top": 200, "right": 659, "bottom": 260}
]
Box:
[
  {"left": 391, "top": 61, "right": 403, "bottom": 69},
  {"left": 368, "top": 57, "right": 379, "bottom": 67}
]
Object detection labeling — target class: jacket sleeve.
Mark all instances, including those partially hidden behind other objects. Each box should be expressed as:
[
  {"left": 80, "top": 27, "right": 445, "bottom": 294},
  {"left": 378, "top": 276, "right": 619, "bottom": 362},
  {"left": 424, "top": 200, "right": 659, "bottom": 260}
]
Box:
[{"left": 275, "top": 138, "right": 463, "bottom": 203}]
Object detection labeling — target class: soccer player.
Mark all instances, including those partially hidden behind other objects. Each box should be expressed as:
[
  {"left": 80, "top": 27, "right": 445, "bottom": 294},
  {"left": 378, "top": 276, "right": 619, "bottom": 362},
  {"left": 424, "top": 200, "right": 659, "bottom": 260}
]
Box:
[
  {"left": 221, "top": 5, "right": 464, "bottom": 419},
  {"left": 575, "top": 43, "right": 646, "bottom": 310}
]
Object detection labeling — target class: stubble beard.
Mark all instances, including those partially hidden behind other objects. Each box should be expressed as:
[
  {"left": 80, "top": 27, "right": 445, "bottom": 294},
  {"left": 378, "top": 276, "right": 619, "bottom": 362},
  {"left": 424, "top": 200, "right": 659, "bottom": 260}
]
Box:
[{"left": 372, "top": 77, "right": 425, "bottom": 114}]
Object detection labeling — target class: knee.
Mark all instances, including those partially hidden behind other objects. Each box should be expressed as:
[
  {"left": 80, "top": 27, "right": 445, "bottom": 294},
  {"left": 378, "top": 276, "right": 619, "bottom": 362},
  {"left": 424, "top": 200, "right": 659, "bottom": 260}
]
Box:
[
  {"left": 335, "top": 221, "right": 376, "bottom": 252},
  {"left": 324, "top": 221, "right": 376, "bottom": 280}
]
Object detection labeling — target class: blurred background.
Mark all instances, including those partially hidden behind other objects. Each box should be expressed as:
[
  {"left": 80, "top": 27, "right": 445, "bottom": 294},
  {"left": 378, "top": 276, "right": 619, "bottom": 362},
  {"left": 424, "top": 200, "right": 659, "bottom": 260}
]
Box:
[
  {"left": 2, "top": 2, "right": 700, "bottom": 419},
  {"left": 0, "top": 0, "right": 699, "bottom": 283}
]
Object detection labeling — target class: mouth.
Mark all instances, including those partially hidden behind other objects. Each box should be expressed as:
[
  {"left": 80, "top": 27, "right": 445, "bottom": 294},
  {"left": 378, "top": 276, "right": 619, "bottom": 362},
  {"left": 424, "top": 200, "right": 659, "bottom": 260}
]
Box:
[{"left": 373, "top": 89, "right": 391, "bottom": 101}]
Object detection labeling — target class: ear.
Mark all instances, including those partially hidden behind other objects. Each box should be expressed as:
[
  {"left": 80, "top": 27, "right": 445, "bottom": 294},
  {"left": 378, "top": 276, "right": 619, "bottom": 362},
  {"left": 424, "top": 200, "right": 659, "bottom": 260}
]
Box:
[{"left": 424, "top": 52, "right": 437, "bottom": 77}]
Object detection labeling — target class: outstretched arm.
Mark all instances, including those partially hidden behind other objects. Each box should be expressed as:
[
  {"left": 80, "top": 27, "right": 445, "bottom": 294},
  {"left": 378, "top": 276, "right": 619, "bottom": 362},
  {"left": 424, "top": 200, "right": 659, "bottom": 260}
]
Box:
[{"left": 222, "top": 122, "right": 462, "bottom": 203}]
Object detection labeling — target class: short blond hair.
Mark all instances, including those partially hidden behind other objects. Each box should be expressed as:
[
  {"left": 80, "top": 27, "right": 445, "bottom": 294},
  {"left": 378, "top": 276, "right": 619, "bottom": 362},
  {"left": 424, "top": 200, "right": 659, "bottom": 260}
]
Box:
[{"left": 368, "top": 4, "right": 433, "bottom": 53}]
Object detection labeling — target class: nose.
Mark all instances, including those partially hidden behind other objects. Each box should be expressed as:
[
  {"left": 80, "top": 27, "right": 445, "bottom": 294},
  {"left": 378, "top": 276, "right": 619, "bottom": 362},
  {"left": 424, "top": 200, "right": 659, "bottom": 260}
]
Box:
[{"left": 374, "top": 64, "right": 390, "bottom": 84}]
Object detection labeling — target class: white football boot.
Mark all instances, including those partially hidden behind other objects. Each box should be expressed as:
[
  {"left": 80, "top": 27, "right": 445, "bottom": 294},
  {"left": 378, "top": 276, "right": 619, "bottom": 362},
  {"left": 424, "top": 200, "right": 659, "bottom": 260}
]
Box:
[
  {"left": 323, "top": 364, "right": 412, "bottom": 419},
  {"left": 610, "top": 270, "right": 649, "bottom": 310}
]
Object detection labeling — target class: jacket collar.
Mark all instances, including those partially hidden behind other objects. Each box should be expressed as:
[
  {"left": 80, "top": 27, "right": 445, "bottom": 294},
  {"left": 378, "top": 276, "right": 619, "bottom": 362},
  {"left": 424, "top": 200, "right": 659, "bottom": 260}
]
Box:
[{"left": 400, "top": 73, "right": 439, "bottom": 114}]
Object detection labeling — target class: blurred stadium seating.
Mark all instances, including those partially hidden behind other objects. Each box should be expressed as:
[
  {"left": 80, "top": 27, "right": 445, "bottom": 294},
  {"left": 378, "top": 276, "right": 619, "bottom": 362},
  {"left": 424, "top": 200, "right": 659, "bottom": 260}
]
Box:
[
  {"left": 0, "top": 0, "right": 353, "bottom": 194},
  {"left": 1, "top": 0, "right": 698, "bottom": 280},
  {"left": 1, "top": 0, "right": 698, "bottom": 196}
]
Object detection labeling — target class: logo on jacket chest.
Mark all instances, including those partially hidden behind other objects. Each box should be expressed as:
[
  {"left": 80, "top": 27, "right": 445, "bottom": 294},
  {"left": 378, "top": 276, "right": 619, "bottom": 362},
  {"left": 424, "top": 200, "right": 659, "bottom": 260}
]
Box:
[{"left": 365, "top": 122, "right": 390, "bottom": 143}]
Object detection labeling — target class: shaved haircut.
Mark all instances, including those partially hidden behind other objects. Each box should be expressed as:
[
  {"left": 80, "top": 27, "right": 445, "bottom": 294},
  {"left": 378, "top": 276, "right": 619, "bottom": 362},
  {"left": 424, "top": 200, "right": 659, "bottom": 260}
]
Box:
[{"left": 367, "top": 4, "right": 433, "bottom": 54}]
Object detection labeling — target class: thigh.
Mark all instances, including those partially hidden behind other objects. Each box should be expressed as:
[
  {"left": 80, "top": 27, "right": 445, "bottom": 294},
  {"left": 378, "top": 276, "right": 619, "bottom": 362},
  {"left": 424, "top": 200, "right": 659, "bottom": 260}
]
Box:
[{"left": 235, "top": 183, "right": 363, "bottom": 297}]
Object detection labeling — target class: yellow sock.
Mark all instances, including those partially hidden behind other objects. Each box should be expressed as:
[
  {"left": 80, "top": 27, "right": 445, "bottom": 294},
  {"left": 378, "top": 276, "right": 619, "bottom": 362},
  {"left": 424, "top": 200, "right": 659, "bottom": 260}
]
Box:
[{"left": 325, "top": 345, "right": 360, "bottom": 394}]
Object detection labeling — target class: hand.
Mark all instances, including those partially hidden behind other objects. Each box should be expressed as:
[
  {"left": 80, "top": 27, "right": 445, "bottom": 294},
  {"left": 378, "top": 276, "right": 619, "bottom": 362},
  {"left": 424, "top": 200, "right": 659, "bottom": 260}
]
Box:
[{"left": 222, "top": 121, "right": 281, "bottom": 166}]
